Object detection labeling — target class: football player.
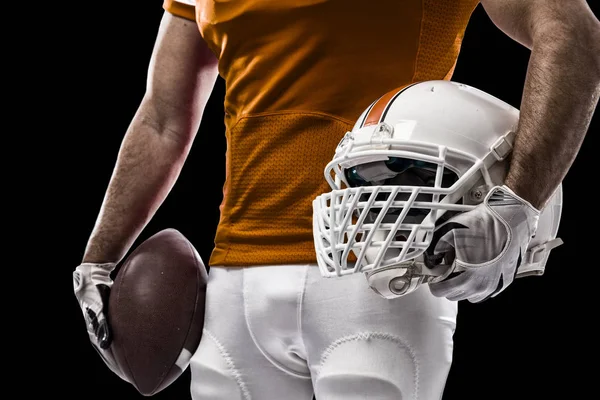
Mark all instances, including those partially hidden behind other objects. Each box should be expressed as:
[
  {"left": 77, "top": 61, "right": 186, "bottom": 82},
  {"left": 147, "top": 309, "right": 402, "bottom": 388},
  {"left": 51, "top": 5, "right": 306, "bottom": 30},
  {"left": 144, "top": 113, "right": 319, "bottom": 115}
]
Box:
[{"left": 74, "top": 1, "right": 599, "bottom": 399}]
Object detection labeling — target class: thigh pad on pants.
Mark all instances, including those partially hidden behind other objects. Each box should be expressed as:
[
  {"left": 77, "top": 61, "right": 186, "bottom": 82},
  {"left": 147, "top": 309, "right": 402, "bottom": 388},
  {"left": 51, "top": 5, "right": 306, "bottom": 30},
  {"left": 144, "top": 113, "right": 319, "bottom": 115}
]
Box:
[{"left": 315, "top": 332, "right": 417, "bottom": 400}]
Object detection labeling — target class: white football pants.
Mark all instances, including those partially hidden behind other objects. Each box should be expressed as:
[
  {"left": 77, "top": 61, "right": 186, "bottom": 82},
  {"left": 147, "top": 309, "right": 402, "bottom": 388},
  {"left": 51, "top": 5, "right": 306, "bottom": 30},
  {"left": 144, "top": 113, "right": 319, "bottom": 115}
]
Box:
[{"left": 189, "top": 264, "right": 458, "bottom": 400}]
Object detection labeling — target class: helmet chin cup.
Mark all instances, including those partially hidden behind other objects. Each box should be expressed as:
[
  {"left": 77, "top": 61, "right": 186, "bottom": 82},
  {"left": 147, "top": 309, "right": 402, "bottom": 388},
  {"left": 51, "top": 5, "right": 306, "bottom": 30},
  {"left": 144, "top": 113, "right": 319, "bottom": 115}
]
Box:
[{"left": 365, "top": 259, "right": 453, "bottom": 299}]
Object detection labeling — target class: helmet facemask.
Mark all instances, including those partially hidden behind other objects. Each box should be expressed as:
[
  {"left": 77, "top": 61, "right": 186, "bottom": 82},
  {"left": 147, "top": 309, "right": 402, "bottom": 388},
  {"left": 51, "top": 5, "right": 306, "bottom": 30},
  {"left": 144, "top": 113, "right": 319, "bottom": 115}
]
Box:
[{"left": 312, "top": 121, "right": 511, "bottom": 280}]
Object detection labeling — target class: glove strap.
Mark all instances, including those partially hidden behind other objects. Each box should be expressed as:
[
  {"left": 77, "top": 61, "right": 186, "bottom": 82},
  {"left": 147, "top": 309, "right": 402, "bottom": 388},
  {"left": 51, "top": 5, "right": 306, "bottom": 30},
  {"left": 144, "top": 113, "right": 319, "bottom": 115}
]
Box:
[{"left": 516, "top": 237, "right": 564, "bottom": 278}]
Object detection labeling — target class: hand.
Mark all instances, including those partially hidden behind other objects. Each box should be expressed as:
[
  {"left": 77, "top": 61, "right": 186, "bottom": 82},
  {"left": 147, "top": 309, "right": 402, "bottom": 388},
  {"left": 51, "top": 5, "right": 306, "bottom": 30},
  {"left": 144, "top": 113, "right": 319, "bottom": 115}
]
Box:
[
  {"left": 428, "top": 185, "right": 540, "bottom": 303},
  {"left": 73, "top": 262, "right": 129, "bottom": 382}
]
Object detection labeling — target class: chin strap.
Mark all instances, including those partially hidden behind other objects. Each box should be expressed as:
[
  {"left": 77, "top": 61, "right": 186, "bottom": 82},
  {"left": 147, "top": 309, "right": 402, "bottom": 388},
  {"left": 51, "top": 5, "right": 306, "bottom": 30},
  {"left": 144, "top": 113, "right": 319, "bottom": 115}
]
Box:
[{"left": 364, "top": 259, "right": 452, "bottom": 299}]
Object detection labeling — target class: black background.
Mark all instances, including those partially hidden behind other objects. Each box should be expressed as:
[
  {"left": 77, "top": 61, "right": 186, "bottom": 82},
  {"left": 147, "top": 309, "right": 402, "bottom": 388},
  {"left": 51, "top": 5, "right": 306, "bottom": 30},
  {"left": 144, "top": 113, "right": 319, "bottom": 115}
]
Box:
[{"left": 54, "top": 1, "right": 599, "bottom": 399}]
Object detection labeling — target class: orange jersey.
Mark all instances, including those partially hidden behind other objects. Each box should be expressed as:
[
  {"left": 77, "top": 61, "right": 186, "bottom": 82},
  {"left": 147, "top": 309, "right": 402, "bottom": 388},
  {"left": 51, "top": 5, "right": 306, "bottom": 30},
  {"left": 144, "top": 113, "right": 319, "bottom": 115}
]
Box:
[{"left": 162, "top": 0, "right": 480, "bottom": 267}]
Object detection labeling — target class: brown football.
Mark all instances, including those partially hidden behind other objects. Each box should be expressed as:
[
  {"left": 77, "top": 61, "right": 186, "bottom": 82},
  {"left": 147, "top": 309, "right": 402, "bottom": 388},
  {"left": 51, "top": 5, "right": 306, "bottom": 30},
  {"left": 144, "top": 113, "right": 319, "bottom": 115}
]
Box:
[{"left": 108, "top": 228, "right": 207, "bottom": 396}]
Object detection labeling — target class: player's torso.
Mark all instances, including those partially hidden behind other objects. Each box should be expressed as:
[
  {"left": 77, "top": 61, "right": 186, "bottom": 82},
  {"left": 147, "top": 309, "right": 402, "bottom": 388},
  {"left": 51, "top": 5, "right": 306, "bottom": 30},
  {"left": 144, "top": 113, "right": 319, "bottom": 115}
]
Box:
[{"left": 186, "top": 0, "right": 480, "bottom": 266}]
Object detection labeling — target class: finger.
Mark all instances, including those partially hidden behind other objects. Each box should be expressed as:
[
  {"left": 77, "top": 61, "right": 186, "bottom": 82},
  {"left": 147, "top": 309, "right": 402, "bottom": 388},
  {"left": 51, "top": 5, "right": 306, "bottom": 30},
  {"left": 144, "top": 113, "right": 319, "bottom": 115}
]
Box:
[
  {"left": 466, "top": 274, "right": 500, "bottom": 303},
  {"left": 97, "top": 284, "right": 111, "bottom": 313},
  {"left": 446, "top": 290, "right": 471, "bottom": 302},
  {"left": 96, "top": 284, "right": 113, "bottom": 348},
  {"left": 85, "top": 307, "right": 112, "bottom": 348},
  {"left": 86, "top": 307, "right": 101, "bottom": 335},
  {"left": 73, "top": 270, "right": 83, "bottom": 291},
  {"left": 433, "top": 233, "right": 455, "bottom": 254},
  {"left": 97, "top": 319, "right": 112, "bottom": 349},
  {"left": 429, "top": 270, "right": 470, "bottom": 298},
  {"left": 432, "top": 219, "right": 471, "bottom": 255},
  {"left": 446, "top": 276, "right": 486, "bottom": 301},
  {"left": 469, "top": 289, "right": 496, "bottom": 303}
]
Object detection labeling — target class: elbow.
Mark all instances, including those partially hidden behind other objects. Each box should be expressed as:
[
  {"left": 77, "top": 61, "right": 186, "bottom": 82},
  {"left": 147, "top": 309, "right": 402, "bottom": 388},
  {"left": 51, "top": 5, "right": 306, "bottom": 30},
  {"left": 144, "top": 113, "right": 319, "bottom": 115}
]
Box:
[
  {"left": 579, "top": 24, "right": 600, "bottom": 81},
  {"left": 574, "top": 14, "right": 600, "bottom": 79},
  {"left": 534, "top": 15, "right": 600, "bottom": 79},
  {"left": 590, "top": 24, "right": 600, "bottom": 79},
  {"left": 137, "top": 96, "right": 201, "bottom": 149}
]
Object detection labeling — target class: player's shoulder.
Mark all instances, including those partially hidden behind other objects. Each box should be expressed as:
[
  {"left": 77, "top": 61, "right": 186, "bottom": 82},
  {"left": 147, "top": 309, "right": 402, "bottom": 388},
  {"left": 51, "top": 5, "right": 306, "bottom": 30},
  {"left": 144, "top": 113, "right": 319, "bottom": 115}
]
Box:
[
  {"left": 163, "top": 0, "right": 197, "bottom": 21},
  {"left": 172, "top": 0, "right": 195, "bottom": 5}
]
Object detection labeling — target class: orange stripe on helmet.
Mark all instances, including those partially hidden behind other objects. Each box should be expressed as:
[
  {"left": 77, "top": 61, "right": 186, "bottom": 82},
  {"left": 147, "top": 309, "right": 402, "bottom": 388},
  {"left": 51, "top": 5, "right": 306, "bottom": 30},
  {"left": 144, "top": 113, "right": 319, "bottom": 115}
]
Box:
[{"left": 362, "top": 83, "right": 417, "bottom": 127}]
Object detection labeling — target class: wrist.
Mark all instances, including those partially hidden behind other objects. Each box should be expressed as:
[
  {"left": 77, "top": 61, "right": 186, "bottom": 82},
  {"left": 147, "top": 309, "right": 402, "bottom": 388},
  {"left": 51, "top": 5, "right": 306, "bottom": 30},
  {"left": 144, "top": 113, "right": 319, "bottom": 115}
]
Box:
[
  {"left": 497, "top": 184, "right": 540, "bottom": 212},
  {"left": 82, "top": 237, "right": 125, "bottom": 265},
  {"left": 82, "top": 254, "right": 120, "bottom": 265},
  {"left": 502, "top": 174, "right": 544, "bottom": 211}
]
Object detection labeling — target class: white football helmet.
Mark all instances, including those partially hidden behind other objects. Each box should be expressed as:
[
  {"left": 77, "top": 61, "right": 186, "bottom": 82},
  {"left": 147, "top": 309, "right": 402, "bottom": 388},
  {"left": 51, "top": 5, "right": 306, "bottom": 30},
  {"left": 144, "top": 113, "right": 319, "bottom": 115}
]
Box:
[{"left": 312, "top": 80, "right": 563, "bottom": 298}]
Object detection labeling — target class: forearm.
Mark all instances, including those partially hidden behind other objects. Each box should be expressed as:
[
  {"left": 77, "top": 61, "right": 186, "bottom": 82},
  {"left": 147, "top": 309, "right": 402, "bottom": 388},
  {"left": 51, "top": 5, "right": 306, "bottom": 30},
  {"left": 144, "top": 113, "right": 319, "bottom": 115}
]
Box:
[
  {"left": 81, "top": 106, "right": 193, "bottom": 264},
  {"left": 505, "top": 21, "right": 600, "bottom": 210}
]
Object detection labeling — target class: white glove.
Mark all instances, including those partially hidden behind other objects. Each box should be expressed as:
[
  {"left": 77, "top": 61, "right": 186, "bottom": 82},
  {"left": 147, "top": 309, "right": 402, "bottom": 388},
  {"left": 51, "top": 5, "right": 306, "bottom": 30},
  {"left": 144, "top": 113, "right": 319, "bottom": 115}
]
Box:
[
  {"left": 73, "top": 262, "right": 129, "bottom": 382},
  {"left": 429, "top": 185, "right": 540, "bottom": 303}
]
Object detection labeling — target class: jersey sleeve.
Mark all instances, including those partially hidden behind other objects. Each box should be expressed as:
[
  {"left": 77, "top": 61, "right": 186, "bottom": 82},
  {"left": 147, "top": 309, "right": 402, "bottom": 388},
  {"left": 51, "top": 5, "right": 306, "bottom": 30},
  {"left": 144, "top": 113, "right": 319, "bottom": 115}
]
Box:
[{"left": 163, "top": 0, "right": 196, "bottom": 21}]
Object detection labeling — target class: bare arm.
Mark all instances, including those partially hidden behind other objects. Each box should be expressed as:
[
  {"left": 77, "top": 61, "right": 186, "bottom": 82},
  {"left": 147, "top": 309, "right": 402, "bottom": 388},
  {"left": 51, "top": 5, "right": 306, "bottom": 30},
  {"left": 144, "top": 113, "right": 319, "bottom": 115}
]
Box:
[
  {"left": 480, "top": 0, "right": 600, "bottom": 209},
  {"left": 82, "top": 12, "right": 219, "bottom": 263}
]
